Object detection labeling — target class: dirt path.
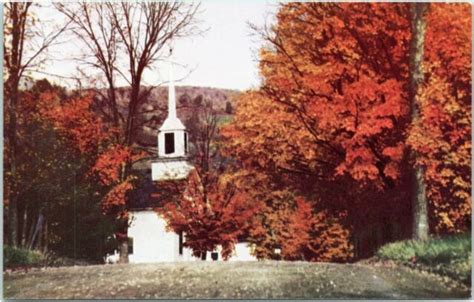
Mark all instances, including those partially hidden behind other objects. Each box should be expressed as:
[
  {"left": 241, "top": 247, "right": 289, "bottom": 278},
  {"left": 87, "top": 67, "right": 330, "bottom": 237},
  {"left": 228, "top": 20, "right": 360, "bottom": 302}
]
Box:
[{"left": 3, "top": 261, "right": 470, "bottom": 299}]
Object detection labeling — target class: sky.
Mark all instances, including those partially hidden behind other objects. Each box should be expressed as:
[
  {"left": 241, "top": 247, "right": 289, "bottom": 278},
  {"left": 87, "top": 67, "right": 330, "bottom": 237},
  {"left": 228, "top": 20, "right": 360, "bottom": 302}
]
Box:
[{"left": 32, "top": 2, "right": 278, "bottom": 91}]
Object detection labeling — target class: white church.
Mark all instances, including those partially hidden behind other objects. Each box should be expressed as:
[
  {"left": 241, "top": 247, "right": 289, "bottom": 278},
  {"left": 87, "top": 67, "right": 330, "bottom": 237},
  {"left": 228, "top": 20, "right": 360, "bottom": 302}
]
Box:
[{"left": 126, "top": 46, "right": 257, "bottom": 263}]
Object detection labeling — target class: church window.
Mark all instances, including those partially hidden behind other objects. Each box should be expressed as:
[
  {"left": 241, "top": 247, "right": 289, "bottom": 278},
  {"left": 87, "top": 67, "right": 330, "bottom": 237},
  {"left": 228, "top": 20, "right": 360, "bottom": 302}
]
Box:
[
  {"left": 184, "top": 132, "right": 188, "bottom": 154},
  {"left": 211, "top": 252, "right": 218, "bottom": 261},
  {"left": 165, "top": 133, "right": 175, "bottom": 154},
  {"left": 128, "top": 237, "right": 134, "bottom": 255},
  {"left": 179, "top": 231, "right": 183, "bottom": 255}
]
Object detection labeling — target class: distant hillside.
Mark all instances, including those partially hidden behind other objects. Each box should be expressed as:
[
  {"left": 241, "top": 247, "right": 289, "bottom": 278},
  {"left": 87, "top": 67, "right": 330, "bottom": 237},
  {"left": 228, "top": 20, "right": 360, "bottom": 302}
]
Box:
[
  {"left": 115, "top": 85, "right": 239, "bottom": 112},
  {"left": 109, "top": 85, "right": 241, "bottom": 148}
]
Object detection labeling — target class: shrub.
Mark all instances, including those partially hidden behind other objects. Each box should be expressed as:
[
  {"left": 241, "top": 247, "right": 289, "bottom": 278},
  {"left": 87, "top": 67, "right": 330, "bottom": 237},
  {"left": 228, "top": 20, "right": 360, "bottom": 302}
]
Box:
[
  {"left": 4, "top": 245, "right": 95, "bottom": 269},
  {"left": 3, "top": 246, "right": 47, "bottom": 268},
  {"left": 376, "top": 234, "right": 471, "bottom": 285}
]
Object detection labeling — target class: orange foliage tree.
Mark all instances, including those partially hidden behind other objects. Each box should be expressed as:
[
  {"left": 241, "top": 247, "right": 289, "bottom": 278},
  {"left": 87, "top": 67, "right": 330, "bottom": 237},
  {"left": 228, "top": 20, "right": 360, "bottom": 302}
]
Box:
[
  {"left": 247, "top": 187, "right": 353, "bottom": 262},
  {"left": 39, "top": 92, "right": 113, "bottom": 154},
  {"left": 2, "top": 80, "right": 118, "bottom": 257},
  {"left": 253, "top": 3, "right": 412, "bottom": 188},
  {"left": 223, "top": 89, "right": 410, "bottom": 259},
  {"left": 281, "top": 197, "right": 352, "bottom": 262},
  {"left": 223, "top": 2, "right": 471, "bottom": 258}
]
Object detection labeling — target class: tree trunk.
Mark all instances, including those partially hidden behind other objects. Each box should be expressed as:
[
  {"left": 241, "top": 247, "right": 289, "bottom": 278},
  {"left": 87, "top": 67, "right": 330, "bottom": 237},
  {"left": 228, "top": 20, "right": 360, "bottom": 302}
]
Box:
[
  {"left": 43, "top": 221, "right": 49, "bottom": 253},
  {"left": 20, "top": 204, "right": 28, "bottom": 247},
  {"left": 118, "top": 238, "right": 129, "bottom": 263},
  {"left": 6, "top": 3, "right": 28, "bottom": 248},
  {"left": 37, "top": 221, "right": 43, "bottom": 251},
  {"left": 26, "top": 213, "right": 36, "bottom": 249},
  {"left": 7, "top": 77, "right": 20, "bottom": 249},
  {"left": 116, "top": 79, "right": 140, "bottom": 262},
  {"left": 117, "top": 161, "right": 130, "bottom": 264},
  {"left": 28, "top": 211, "right": 44, "bottom": 249},
  {"left": 409, "top": 2, "right": 429, "bottom": 241},
  {"left": 8, "top": 196, "right": 19, "bottom": 247},
  {"left": 412, "top": 167, "right": 428, "bottom": 239}
]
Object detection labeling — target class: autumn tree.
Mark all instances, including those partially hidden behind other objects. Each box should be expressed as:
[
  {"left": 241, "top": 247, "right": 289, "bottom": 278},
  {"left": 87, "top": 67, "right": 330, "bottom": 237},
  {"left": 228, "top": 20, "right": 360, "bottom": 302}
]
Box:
[
  {"left": 3, "top": 3, "right": 69, "bottom": 246},
  {"left": 157, "top": 169, "right": 259, "bottom": 260},
  {"left": 224, "top": 2, "right": 415, "bottom": 256},
  {"left": 280, "top": 196, "right": 352, "bottom": 262},
  {"left": 252, "top": 3, "right": 412, "bottom": 189},
  {"left": 37, "top": 88, "right": 118, "bottom": 261},
  {"left": 222, "top": 93, "right": 359, "bottom": 260},
  {"left": 56, "top": 2, "right": 201, "bottom": 262},
  {"left": 224, "top": 2, "right": 471, "bottom": 258},
  {"left": 242, "top": 180, "right": 353, "bottom": 262},
  {"left": 3, "top": 78, "right": 116, "bottom": 260},
  {"left": 408, "top": 3, "right": 471, "bottom": 234}
]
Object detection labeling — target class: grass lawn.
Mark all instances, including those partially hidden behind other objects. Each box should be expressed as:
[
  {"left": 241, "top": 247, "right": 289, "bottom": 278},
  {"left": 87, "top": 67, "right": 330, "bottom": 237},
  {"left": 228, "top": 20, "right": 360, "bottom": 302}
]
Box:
[
  {"left": 4, "top": 261, "right": 470, "bottom": 299},
  {"left": 376, "top": 233, "right": 471, "bottom": 286}
]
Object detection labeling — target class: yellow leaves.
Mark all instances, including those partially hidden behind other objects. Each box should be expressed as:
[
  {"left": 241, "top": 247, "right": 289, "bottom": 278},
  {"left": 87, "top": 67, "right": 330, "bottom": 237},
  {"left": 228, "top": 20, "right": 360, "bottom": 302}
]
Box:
[
  {"left": 223, "top": 90, "right": 321, "bottom": 174},
  {"left": 438, "top": 212, "right": 455, "bottom": 230},
  {"left": 443, "top": 100, "right": 461, "bottom": 115},
  {"left": 283, "top": 196, "right": 353, "bottom": 262},
  {"left": 453, "top": 190, "right": 470, "bottom": 201},
  {"left": 452, "top": 177, "right": 470, "bottom": 190},
  {"left": 439, "top": 168, "right": 455, "bottom": 179}
]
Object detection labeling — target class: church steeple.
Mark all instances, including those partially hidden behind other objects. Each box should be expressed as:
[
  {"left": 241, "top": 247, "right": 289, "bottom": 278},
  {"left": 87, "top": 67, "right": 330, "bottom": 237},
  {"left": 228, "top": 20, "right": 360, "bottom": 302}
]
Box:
[
  {"left": 151, "top": 42, "right": 193, "bottom": 181},
  {"left": 167, "top": 46, "right": 177, "bottom": 119},
  {"left": 157, "top": 43, "right": 187, "bottom": 159}
]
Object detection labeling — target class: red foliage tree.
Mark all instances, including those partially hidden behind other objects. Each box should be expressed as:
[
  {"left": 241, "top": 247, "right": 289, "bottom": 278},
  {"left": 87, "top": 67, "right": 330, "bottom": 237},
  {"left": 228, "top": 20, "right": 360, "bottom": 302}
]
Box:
[
  {"left": 247, "top": 188, "right": 353, "bottom": 262},
  {"left": 281, "top": 197, "right": 352, "bottom": 262},
  {"left": 157, "top": 169, "right": 260, "bottom": 259}
]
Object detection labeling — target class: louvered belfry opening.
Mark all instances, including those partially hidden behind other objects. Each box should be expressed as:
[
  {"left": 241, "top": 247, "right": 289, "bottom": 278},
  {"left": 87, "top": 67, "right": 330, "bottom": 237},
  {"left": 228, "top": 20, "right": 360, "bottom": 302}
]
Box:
[{"left": 164, "top": 132, "right": 175, "bottom": 154}]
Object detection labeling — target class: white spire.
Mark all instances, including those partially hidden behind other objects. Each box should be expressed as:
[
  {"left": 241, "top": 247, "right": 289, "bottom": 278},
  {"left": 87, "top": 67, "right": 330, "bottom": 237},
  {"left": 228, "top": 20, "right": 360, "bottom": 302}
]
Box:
[
  {"left": 168, "top": 45, "right": 177, "bottom": 119},
  {"left": 159, "top": 41, "right": 185, "bottom": 132}
]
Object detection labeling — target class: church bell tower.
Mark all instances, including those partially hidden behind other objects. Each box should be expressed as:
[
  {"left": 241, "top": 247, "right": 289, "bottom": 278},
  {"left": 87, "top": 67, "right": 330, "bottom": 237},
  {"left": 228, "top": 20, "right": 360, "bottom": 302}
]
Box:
[{"left": 151, "top": 44, "right": 193, "bottom": 181}]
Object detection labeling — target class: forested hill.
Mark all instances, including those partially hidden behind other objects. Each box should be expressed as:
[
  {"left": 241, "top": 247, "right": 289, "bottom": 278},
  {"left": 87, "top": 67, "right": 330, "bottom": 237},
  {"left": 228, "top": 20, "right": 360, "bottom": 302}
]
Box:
[
  {"left": 109, "top": 85, "right": 241, "bottom": 148},
  {"left": 114, "top": 85, "right": 239, "bottom": 113}
]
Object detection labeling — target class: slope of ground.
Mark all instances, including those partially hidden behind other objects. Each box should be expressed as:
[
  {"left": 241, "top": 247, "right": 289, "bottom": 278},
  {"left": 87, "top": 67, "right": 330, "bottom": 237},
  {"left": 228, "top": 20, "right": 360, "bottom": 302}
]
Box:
[{"left": 4, "top": 261, "right": 470, "bottom": 299}]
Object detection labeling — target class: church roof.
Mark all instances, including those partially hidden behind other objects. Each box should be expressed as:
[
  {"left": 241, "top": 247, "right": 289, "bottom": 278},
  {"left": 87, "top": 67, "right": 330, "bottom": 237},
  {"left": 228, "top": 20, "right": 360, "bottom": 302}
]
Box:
[
  {"left": 128, "top": 171, "right": 161, "bottom": 210},
  {"left": 129, "top": 157, "right": 192, "bottom": 211},
  {"left": 159, "top": 116, "right": 186, "bottom": 131},
  {"left": 128, "top": 169, "right": 188, "bottom": 211}
]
